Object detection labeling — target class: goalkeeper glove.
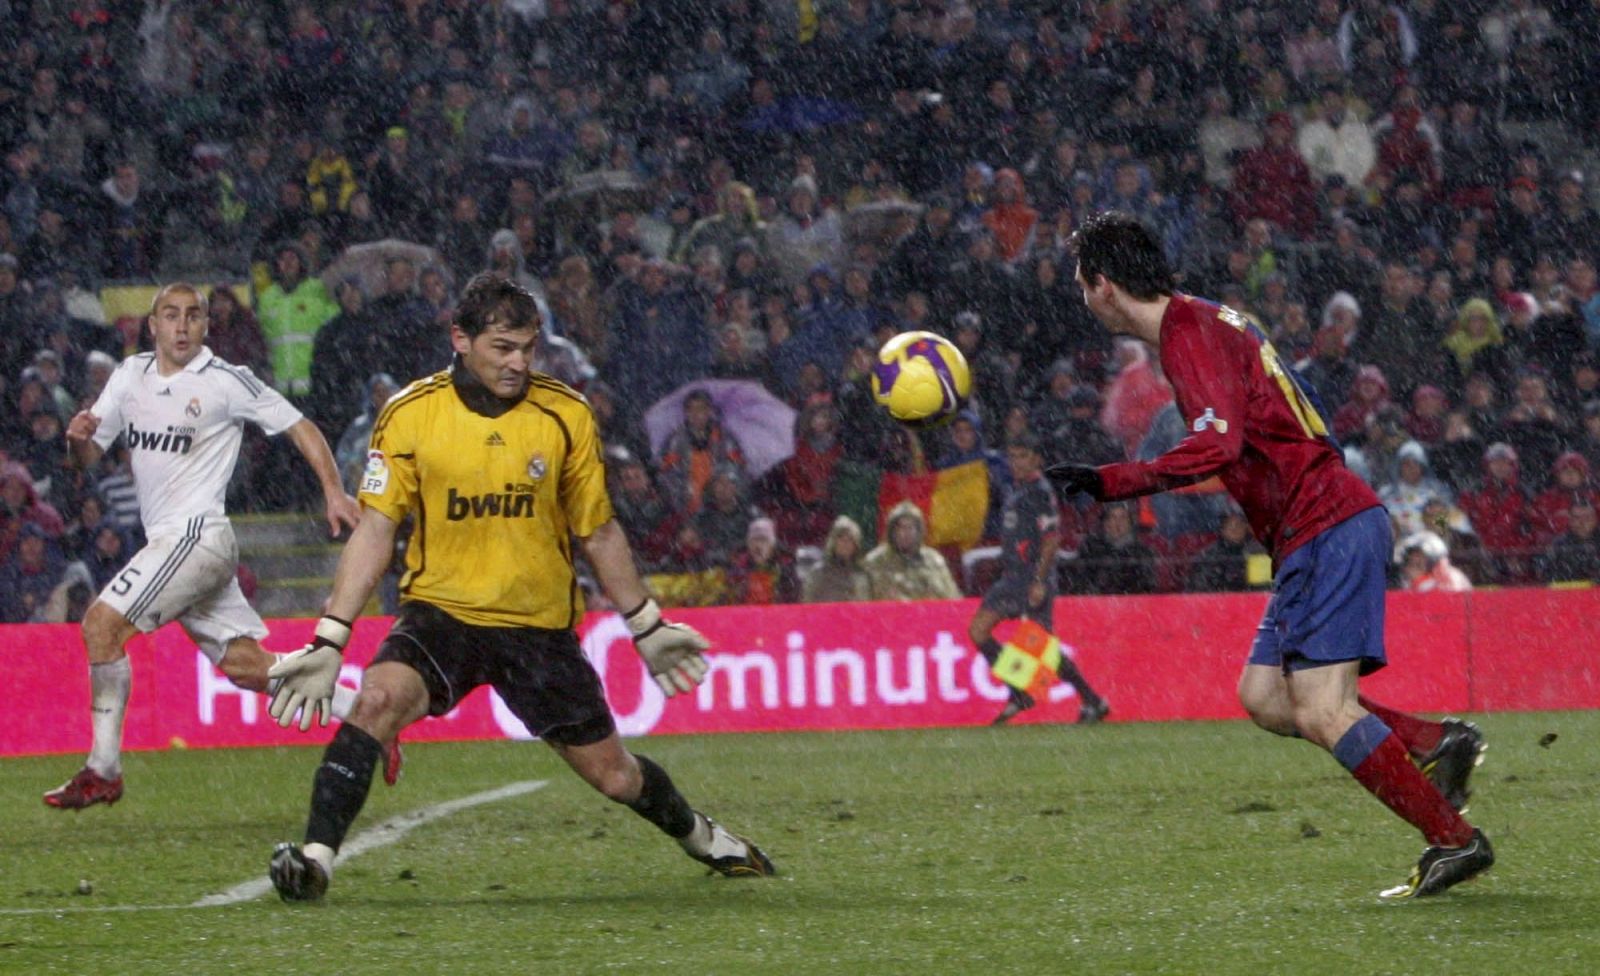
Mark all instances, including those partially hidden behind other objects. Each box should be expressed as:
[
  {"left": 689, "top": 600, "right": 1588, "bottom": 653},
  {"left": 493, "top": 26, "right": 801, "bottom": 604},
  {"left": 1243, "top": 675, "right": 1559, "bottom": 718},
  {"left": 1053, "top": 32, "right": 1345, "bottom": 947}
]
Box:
[
  {"left": 267, "top": 615, "right": 351, "bottom": 731},
  {"left": 1045, "top": 463, "right": 1105, "bottom": 501},
  {"left": 623, "top": 598, "right": 709, "bottom": 697}
]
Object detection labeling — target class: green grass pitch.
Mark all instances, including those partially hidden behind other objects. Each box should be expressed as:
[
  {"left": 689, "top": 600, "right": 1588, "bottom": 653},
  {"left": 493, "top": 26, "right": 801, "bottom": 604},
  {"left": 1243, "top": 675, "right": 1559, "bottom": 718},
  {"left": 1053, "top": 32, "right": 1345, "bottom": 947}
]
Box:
[{"left": 4, "top": 711, "right": 1599, "bottom": 975}]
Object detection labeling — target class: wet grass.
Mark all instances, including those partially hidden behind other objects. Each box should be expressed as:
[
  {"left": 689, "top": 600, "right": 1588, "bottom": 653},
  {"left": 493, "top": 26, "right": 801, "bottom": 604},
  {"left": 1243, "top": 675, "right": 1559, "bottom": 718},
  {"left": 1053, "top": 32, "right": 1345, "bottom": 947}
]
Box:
[{"left": 3, "top": 711, "right": 1597, "bottom": 975}]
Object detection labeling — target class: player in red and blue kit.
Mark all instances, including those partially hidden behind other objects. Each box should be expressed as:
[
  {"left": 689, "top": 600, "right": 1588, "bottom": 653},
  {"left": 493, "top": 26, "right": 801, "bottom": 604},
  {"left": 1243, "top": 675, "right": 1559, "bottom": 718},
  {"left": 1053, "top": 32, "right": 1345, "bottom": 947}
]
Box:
[{"left": 1049, "top": 212, "right": 1493, "bottom": 899}]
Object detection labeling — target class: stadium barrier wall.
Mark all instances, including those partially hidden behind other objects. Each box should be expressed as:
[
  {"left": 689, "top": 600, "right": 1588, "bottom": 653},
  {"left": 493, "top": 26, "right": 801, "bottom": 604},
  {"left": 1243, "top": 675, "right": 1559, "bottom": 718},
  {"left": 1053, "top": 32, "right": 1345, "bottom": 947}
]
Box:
[{"left": 3, "top": 588, "right": 1597, "bottom": 756}]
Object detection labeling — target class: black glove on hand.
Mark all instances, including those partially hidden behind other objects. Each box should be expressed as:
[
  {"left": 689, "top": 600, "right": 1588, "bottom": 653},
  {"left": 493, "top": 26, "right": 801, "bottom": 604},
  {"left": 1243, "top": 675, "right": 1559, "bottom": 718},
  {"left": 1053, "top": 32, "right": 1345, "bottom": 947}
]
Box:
[{"left": 1045, "top": 463, "right": 1104, "bottom": 500}]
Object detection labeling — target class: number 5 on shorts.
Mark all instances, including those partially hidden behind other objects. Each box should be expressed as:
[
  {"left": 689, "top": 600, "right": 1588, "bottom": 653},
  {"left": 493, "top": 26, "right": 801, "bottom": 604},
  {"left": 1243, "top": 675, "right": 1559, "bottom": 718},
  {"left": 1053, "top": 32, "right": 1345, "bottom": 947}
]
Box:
[{"left": 110, "top": 567, "right": 142, "bottom": 596}]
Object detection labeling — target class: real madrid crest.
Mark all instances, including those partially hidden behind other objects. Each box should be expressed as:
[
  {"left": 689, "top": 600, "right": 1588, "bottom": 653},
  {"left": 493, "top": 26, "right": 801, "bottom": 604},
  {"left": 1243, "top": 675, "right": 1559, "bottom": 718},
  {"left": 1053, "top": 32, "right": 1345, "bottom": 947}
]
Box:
[
  {"left": 185, "top": 397, "right": 203, "bottom": 419},
  {"left": 527, "top": 452, "right": 547, "bottom": 481}
]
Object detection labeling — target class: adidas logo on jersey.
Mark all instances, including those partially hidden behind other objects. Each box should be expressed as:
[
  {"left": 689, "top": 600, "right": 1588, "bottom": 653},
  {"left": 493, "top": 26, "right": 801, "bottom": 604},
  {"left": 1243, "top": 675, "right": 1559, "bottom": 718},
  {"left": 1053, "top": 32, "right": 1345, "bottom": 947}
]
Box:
[
  {"left": 485, "top": 432, "right": 506, "bottom": 446},
  {"left": 446, "top": 484, "right": 536, "bottom": 521},
  {"left": 125, "top": 422, "right": 194, "bottom": 454},
  {"left": 157, "top": 388, "right": 173, "bottom": 396}
]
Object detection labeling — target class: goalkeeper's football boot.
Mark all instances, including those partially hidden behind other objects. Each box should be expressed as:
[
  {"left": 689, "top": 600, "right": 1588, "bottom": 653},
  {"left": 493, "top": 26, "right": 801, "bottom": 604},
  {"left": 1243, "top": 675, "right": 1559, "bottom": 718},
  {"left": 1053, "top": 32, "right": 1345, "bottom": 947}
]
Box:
[
  {"left": 42, "top": 767, "right": 124, "bottom": 810},
  {"left": 690, "top": 816, "right": 775, "bottom": 877},
  {"left": 382, "top": 736, "right": 404, "bottom": 787},
  {"left": 1419, "top": 718, "right": 1486, "bottom": 812},
  {"left": 991, "top": 689, "right": 1035, "bottom": 726},
  {"left": 1378, "top": 828, "right": 1494, "bottom": 899},
  {"left": 269, "top": 843, "right": 330, "bottom": 902}
]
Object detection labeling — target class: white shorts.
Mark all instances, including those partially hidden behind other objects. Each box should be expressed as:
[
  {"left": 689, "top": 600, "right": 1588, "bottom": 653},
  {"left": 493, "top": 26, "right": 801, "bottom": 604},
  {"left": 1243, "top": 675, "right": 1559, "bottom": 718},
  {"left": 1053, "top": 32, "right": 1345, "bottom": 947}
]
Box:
[{"left": 97, "top": 517, "right": 268, "bottom": 664}]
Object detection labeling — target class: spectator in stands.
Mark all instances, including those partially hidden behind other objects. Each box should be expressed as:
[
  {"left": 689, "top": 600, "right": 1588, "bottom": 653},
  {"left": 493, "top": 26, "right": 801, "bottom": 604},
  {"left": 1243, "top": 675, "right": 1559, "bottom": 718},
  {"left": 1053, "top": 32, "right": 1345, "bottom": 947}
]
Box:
[
  {"left": 257, "top": 240, "right": 337, "bottom": 398},
  {"left": 725, "top": 516, "right": 799, "bottom": 606},
  {"left": 79, "top": 516, "right": 134, "bottom": 596},
  {"left": 204, "top": 286, "right": 269, "bottom": 377},
  {"left": 692, "top": 465, "right": 755, "bottom": 567},
  {"left": 1458, "top": 441, "right": 1534, "bottom": 583},
  {"left": 1437, "top": 95, "right": 1504, "bottom": 213},
  {"left": 1356, "top": 261, "right": 1442, "bottom": 396},
  {"left": 981, "top": 167, "right": 1039, "bottom": 266},
  {"left": 1530, "top": 452, "right": 1600, "bottom": 547},
  {"left": 334, "top": 373, "right": 399, "bottom": 495},
  {"left": 21, "top": 406, "right": 72, "bottom": 513},
  {"left": 1541, "top": 500, "right": 1600, "bottom": 583},
  {"left": 0, "top": 458, "right": 64, "bottom": 563},
  {"left": 607, "top": 447, "right": 679, "bottom": 574},
  {"left": 1231, "top": 111, "right": 1318, "bottom": 239},
  {"left": 1502, "top": 289, "right": 1586, "bottom": 382},
  {"left": 1187, "top": 504, "right": 1259, "bottom": 594},
  {"left": 1378, "top": 441, "right": 1454, "bottom": 537},
  {"left": 0, "top": 521, "right": 84, "bottom": 623},
  {"left": 306, "top": 276, "right": 380, "bottom": 439},
  {"left": 1397, "top": 530, "right": 1473, "bottom": 592},
  {"left": 1554, "top": 352, "right": 1600, "bottom": 421},
  {"left": 1100, "top": 338, "right": 1173, "bottom": 459},
  {"left": 676, "top": 181, "right": 765, "bottom": 268},
  {"left": 765, "top": 173, "right": 846, "bottom": 288},
  {"left": 1404, "top": 384, "right": 1451, "bottom": 447},
  {"left": 801, "top": 514, "right": 871, "bottom": 603},
  {"left": 1500, "top": 368, "right": 1571, "bottom": 491},
  {"left": 1297, "top": 84, "right": 1377, "bottom": 189},
  {"left": 658, "top": 389, "right": 747, "bottom": 516},
  {"left": 1195, "top": 87, "right": 1258, "bottom": 189},
  {"left": 97, "top": 159, "right": 161, "bottom": 279},
  {"left": 863, "top": 500, "right": 961, "bottom": 601},
  {"left": 1548, "top": 169, "right": 1600, "bottom": 262},
  {"left": 762, "top": 400, "right": 840, "bottom": 548},
  {"left": 365, "top": 126, "right": 434, "bottom": 242},
  {"left": 1441, "top": 298, "right": 1511, "bottom": 398},
  {"left": 1579, "top": 400, "right": 1600, "bottom": 473},
  {"left": 605, "top": 258, "right": 709, "bottom": 420},
  {"left": 1333, "top": 365, "right": 1393, "bottom": 443},
  {"left": 368, "top": 256, "right": 447, "bottom": 385},
  {"left": 1071, "top": 501, "right": 1158, "bottom": 596}
]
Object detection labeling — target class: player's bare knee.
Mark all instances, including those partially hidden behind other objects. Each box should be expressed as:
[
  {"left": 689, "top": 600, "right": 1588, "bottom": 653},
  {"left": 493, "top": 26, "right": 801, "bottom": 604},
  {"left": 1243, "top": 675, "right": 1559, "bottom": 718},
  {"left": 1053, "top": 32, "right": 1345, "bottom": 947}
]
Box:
[{"left": 81, "top": 603, "right": 132, "bottom": 661}]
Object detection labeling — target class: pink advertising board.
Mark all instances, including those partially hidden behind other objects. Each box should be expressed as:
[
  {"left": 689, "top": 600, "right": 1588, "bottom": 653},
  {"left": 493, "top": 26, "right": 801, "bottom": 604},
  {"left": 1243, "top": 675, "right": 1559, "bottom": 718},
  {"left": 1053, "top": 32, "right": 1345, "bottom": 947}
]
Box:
[{"left": 3, "top": 590, "right": 1596, "bottom": 756}]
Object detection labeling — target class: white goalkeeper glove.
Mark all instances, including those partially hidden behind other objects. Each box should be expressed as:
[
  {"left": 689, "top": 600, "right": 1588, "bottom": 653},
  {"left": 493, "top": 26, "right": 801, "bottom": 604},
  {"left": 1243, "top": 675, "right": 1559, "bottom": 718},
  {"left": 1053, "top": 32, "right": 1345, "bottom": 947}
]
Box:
[
  {"left": 623, "top": 598, "right": 709, "bottom": 697},
  {"left": 267, "top": 616, "right": 351, "bottom": 731}
]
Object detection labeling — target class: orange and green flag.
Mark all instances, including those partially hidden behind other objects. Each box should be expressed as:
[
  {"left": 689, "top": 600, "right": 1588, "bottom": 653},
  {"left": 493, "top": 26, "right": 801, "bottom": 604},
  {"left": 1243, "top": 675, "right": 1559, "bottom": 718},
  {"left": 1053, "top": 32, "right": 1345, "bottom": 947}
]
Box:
[{"left": 990, "top": 620, "right": 1062, "bottom": 700}]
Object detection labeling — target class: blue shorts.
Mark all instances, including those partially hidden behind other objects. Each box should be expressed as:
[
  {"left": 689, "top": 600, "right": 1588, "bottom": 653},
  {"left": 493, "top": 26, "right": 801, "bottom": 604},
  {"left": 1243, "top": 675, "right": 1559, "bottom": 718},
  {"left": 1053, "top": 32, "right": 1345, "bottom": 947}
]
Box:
[{"left": 1248, "top": 506, "right": 1389, "bottom": 675}]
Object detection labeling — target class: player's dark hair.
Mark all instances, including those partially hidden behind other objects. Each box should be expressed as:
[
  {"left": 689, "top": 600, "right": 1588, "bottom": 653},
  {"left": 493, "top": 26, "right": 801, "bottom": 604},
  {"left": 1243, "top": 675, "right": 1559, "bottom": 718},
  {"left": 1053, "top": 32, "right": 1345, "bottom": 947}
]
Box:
[
  {"left": 455, "top": 271, "right": 541, "bottom": 337},
  {"left": 1069, "top": 211, "right": 1176, "bottom": 301}
]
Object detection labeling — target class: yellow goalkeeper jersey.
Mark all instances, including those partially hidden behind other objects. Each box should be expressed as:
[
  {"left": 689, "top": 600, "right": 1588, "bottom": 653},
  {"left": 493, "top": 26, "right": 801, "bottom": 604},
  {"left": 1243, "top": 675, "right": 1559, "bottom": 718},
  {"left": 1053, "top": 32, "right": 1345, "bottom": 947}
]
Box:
[{"left": 359, "top": 369, "right": 614, "bottom": 629}]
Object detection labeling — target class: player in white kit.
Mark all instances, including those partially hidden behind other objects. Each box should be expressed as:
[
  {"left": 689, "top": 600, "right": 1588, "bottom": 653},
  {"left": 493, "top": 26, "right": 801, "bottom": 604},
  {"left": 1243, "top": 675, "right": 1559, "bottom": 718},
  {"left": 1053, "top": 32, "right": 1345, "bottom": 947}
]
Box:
[{"left": 44, "top": 283, "right": 364, "bottom": 809}]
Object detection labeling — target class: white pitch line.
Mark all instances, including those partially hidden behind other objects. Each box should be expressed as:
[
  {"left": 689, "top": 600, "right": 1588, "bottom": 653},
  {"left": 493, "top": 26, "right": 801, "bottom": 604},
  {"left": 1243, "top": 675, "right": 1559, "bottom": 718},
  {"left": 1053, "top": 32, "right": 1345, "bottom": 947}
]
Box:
[{"left": 0, "top": 780, "right": 547, "bottom": 917}]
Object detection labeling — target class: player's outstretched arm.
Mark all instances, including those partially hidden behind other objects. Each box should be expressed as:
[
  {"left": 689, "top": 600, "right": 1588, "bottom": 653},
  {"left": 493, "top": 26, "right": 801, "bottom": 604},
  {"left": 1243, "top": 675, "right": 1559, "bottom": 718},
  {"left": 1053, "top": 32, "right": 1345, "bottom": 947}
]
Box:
[
  {"left": 268, "top": 507, "right": 399, "bottom": 730},
  {"left": 580, "top": 518, "right": 710, "bottom": 697},
  {"left": 64, "top": 410, "right": 106, "bottom": 470},
  {"left": 284, "top": 418, "right": 361, "bottom": 536}
]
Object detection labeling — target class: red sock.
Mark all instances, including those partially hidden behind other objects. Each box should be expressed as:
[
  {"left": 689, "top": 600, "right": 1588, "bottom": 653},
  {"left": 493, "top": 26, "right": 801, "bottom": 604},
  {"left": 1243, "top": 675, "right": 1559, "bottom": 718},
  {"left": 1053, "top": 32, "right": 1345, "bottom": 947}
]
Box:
[
  {"left": 1357, "top": 696, "right": 1442, "bottom": 758},
  {"left": 1351, "top": 733, "right": 1474, "bottom": 847}
]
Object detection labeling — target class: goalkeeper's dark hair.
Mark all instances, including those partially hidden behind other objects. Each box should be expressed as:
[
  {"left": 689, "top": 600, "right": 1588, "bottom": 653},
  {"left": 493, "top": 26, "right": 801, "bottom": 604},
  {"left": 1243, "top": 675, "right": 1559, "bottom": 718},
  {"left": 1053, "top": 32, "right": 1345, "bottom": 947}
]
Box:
[
  {"left": 1069, "top": 211, "right": 1176, "bottom": 301},
  {"left": 455, "top": 271, "right": 541, "bottom": 338}
]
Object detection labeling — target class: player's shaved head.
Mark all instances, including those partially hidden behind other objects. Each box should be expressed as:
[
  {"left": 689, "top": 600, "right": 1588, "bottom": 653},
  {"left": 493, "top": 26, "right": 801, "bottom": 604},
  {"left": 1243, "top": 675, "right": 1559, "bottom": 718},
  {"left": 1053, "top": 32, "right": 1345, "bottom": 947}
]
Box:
[
  {"left": 1069, "top": 211, "right": 1175, "bottom": 301},
  {"left": 150, "top": 282, "right": 208, "bottom": 317}
]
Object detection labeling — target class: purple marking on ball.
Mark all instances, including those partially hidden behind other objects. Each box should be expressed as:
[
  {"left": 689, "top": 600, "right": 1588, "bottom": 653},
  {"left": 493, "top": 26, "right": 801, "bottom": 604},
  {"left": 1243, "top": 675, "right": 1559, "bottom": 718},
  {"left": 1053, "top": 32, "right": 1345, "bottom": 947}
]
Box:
[{"left": 873, "top": 358, "right": 902, "bottom": 393}]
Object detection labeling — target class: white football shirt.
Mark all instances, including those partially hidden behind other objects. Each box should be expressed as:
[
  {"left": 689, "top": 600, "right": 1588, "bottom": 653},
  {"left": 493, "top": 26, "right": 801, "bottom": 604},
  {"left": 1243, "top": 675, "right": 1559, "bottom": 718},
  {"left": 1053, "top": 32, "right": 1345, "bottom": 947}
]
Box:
[{"left": 91, "top": 347, "right": 303, "bottom": 539}]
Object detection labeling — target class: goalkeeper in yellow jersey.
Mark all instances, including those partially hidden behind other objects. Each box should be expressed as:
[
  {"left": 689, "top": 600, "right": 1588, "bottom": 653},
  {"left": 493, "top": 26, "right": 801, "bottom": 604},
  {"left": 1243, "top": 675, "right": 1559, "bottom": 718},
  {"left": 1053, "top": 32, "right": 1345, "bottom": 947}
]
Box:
[{"left": 266, "top": 272, "right": 773, "bottom": 901}]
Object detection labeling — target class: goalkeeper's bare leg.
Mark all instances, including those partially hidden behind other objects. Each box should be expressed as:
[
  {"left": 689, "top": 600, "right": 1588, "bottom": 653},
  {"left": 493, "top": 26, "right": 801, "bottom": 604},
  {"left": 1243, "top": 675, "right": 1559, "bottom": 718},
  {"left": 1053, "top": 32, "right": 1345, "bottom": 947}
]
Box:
[{"left": 552, "top": 736, "right": 775, "bottom": 877}]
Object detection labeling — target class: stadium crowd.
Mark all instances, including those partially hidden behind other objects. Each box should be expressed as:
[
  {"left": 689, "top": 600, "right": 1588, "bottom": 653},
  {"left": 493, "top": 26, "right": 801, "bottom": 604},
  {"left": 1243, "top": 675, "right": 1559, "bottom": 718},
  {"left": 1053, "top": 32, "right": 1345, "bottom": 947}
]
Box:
[{"left": 6, "top": 0, "right": 1600, "bottom": 623}]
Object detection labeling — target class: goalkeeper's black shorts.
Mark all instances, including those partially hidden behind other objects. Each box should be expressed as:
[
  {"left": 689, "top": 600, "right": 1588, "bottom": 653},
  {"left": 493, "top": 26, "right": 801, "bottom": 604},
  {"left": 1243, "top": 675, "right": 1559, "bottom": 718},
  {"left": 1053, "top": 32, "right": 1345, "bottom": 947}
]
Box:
[{"left": 372, "top": 600, "right": 617, "bottom": 746}]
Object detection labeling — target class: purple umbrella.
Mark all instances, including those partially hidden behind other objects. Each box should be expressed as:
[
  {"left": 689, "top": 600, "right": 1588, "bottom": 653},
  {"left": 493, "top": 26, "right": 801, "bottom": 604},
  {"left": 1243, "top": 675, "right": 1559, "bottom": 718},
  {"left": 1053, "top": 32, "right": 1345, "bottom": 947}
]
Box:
[{"left": 644, "top": 379, "right": 797, "bottom": 479}]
